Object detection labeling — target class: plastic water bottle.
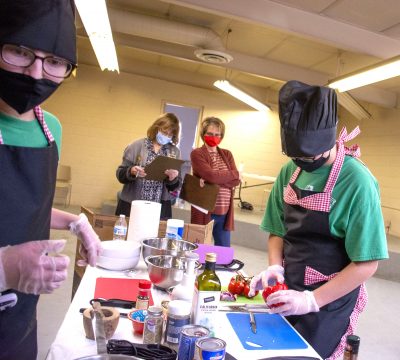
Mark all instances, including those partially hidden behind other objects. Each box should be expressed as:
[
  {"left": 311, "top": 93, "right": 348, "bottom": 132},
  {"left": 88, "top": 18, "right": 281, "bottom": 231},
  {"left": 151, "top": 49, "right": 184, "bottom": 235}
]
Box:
[{"left": 113, "top": 214, "right": 127, "bottom": 240}]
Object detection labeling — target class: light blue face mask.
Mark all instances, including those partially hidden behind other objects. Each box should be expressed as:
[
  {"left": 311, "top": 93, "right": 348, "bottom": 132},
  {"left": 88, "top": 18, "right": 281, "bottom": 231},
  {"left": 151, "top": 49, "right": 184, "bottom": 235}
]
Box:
[{"left": 156, "top": 131, "right": 172, "bottom": 145}]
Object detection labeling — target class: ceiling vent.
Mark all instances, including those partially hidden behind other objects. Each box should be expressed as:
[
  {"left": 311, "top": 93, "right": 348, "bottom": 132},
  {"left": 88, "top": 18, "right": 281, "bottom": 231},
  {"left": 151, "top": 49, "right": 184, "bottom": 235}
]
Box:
[{"left": 194, "top": 49, "right": 233, "bottom": 64}]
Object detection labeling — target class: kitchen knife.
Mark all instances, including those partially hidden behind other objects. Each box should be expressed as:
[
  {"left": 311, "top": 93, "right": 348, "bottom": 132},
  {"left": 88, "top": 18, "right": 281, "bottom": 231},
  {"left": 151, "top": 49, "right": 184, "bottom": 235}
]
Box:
[
  {"left": 219, "top": 304, "right": 271, "bottom": 313},
  {"left": 249, "top": 311, "right": 257, "bottom": 334}
]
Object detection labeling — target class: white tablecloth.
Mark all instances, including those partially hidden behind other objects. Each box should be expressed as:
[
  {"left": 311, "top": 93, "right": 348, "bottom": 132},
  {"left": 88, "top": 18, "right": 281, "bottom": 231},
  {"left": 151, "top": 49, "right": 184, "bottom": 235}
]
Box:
[{"left": 47, "top": 264, "right": 321, "bottom": 360}]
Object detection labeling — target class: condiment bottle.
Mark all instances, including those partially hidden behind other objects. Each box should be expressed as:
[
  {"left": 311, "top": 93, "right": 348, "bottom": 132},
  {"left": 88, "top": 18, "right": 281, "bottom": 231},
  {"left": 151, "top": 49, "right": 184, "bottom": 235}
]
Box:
[
  {"left": 143, "top": 306, "right": 164, "bottom": 344},
  {"left": 192, "top": 252, "right": 221, "bottom": 337},
  {"left": 136, "top": 279, "right": 152, "bottom": 310},
  {"left": 343, "top": 334, "right": 360, "bottom": 360},
  {"left": 164, "top": 300, "right": 191, "bottom": 350},
  {"left": 170, "top": 252, "right": 199, "bottom": 305}
]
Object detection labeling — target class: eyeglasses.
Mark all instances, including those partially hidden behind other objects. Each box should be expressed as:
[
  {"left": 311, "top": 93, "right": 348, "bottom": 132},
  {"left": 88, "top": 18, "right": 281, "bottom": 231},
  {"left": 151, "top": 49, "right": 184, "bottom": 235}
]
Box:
[
  {"left": 1, "top": 44, "right": 76, "bottom": 78},
  {"left": 205, "top": 132, "right": 222, "bottom": 137},
  {"left": 282, "top": 151, "right": 320, "bottom": 163}
]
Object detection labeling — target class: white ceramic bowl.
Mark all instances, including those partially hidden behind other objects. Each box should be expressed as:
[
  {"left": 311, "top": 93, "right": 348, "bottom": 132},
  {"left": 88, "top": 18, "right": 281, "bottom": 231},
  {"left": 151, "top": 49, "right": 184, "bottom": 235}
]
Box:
[
  {"left": 97, "top": 254, "right": 140, "bottom": 271},
  {"left": 100, "top": 240, "right": 141, "bottom": 259}
]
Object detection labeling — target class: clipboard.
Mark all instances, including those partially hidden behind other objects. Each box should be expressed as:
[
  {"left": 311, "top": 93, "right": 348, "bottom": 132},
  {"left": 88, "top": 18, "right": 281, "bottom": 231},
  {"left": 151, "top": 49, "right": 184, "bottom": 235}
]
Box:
[
  {"left": 144, "top": 155, "right": 185, "bottom": 181},
  {"left": 179, "top": 174, "right": 219, "bottom": 211}
]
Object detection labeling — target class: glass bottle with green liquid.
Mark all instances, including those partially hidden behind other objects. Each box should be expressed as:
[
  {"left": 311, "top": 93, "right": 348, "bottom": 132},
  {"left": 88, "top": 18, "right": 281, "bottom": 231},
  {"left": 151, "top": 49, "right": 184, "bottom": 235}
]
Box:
[{"left": 192, "top": 252, "right": 221, "bottom": 336}]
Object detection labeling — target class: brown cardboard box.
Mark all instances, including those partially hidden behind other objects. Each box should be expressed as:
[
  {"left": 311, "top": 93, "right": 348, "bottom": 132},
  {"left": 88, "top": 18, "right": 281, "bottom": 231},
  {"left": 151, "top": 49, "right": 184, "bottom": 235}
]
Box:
[{"left": 71, "top": 206, "right": 214, "bottom": 299}]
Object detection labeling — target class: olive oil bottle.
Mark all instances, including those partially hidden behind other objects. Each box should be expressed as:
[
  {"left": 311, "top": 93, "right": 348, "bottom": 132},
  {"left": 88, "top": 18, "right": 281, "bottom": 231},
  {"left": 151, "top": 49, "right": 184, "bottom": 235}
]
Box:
[{"left": 192, "top": 252, "right": 221, "bottom": 336}]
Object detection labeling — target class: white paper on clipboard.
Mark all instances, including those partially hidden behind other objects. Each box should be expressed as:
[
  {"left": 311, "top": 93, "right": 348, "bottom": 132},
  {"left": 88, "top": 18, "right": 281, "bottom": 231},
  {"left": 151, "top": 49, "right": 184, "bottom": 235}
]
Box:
[{"left": 191, "top": 203, "right": 209, "bottom": 214}]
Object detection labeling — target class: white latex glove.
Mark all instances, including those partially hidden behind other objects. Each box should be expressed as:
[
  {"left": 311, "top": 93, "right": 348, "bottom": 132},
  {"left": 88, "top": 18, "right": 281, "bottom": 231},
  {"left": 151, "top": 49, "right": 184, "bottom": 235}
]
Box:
[
  {"left": 267, "top": 289, "right": 319, "bottom": 316},
  {"left": 165, "top": 169, "right": 179, "bottom": 181},
  {"left": 0, "top": 240, "right": 69, "bottom": 295},
  {"left": 69, "top": 213, "right": 101, "bottom": 267},
  {"left": 248, "top": 265, "right": 285, "bottom": 297}
]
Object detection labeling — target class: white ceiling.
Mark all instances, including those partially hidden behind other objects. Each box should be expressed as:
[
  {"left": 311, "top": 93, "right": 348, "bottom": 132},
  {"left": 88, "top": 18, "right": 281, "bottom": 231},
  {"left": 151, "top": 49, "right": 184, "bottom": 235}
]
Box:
[{"left": 76, "top": 0, "right": 400, "bottom": 109}]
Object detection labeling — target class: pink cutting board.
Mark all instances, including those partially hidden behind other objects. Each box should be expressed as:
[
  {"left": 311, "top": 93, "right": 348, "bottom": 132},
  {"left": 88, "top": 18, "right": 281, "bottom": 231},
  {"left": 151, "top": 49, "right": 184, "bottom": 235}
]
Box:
[{"left": 94, "top": 278, "right": 154, "bottom": 305}]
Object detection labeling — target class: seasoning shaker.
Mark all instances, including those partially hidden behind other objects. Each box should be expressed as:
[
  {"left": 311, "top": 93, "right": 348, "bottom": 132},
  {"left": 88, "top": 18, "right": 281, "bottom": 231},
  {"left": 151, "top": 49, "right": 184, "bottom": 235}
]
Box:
[
  {"left": 343, "top": 334, "right": 360, "bottom": 360},
  {"left": 136, "top": 280, "right": 152, "bottom": 310},
  {"left": 143, "top": 306, "right": 163, "bottom": 344},
  {"left": 164, "top": 300, "right": 191, "bottom": 350}
]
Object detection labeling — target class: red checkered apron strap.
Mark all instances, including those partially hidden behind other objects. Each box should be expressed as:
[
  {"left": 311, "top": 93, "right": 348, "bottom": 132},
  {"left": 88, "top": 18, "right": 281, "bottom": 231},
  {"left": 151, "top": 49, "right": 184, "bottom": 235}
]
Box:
[
  {"left": 304, "top": 266, "right": 368, "bottom": 360},
  {"left": 33, "top": 106, "right": 55, "bottom": 144},
  {"left": 0, "top": 106, "right": 54, "bottom": 145}
]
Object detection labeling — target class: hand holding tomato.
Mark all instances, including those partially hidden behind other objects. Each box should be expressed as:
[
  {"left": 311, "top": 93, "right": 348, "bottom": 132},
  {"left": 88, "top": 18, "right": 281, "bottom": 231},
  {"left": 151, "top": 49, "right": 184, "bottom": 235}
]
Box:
[
  {"left": 243, "top": 282, "right": 258, "bottom": 298},
  {"left": 262, "top": 282, "right": 288, "bottom": 307}
]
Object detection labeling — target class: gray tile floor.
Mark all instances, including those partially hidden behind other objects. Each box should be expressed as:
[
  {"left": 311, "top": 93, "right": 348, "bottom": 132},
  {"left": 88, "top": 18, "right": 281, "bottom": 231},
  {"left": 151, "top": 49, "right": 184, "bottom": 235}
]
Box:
[{"left": 37, "top": 205, "right": 400, "bottom": 359}]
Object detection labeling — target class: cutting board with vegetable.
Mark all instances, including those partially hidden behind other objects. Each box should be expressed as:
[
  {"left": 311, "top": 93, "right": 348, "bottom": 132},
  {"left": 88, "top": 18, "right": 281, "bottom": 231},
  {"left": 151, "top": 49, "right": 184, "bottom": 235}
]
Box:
[
  {"left": 221, "top": 285, "right": 265, "bottom": 304},
  {"left": 221, "top": 274, "right": 265, "bottom": 305},
  {"left": 226, "top": 312, "right": 308, "bottom": 350}
]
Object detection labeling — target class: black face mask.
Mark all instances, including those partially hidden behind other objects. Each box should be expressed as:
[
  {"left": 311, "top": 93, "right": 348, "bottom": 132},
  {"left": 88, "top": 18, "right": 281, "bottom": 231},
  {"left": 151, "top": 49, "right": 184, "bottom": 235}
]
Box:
[
  {"left": 0, "top": 68, "right": 59, "bottom": 114},
  {"left": 293, "top": 152, "right": 330, "bottom": 172}
]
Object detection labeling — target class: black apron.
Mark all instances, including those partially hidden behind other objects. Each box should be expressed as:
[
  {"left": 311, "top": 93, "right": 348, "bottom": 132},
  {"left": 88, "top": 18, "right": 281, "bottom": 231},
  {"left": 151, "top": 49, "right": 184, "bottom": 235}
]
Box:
[
  {"left": 0, "top": 107, "right": 58, "bottom": 360},
  {"left": 283, "top": 185, "right": 360, "bottom": 359}
]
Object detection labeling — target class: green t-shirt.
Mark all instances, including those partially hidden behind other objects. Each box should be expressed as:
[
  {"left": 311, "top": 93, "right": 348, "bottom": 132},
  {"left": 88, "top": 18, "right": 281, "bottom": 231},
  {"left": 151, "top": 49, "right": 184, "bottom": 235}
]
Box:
[
  {"left": 261, "top": 156, "right": 388, "bottom": 262},
  {"left": 0, "top": 110, "right": 62, "bottom": 158}
]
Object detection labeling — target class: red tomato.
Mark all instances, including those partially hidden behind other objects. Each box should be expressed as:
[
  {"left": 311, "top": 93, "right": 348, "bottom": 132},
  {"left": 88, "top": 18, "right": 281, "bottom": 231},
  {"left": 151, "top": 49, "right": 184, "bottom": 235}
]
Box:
[
  {"left": 228, "top": 275, "right": 245, "bottom": 295},
  {"left": 243, "top": 283, "right": 258, "bottom": 298},
  {"left": 262, "top": 282, "right": 288, "bottom": 307}
]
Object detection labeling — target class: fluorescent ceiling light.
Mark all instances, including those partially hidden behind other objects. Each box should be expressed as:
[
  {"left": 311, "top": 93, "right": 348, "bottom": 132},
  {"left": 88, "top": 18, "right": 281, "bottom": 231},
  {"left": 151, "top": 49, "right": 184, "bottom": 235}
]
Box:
[
  {"left": 75, "top": 0, "right": 119, "bottom": 73},
  {"left": 213, "top": 80, "right": 271, "bottom": 112},
  {"left": 328, "top": 56, "right": 400, "bottom": 92},
  {"left": 336, "top": 92, "right": 371, "bottom": 120}
]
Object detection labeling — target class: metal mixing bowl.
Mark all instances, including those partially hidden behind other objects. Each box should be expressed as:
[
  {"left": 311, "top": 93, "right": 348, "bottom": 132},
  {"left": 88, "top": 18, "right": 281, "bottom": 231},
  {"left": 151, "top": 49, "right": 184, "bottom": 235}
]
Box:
[
  {"left": 145, "top": 254, "right": 200, "bottom": 289},
  {"left": 141, "top": 237, "right": 198, "bottom": 260}
]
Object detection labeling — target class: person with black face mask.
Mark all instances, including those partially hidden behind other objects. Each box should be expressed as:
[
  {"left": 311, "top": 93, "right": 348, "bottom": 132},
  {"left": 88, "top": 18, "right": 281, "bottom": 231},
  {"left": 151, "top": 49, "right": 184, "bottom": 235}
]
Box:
[
  {"left": 248, "top": 81, "right": 388, "bottom": 359},
  {"left": 0, "top": 2, "right": 101, "bottom": 359}
]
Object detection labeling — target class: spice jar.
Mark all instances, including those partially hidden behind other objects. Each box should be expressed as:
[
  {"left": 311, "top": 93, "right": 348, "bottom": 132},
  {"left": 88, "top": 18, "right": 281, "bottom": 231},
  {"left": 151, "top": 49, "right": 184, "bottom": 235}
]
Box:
[
  {"left": 343, "top": 334, "right": 360, "bottom": 360},
  {"left": 143, "top": 306, "right": 163, "bottom": 344},
  {"left": 136, "top": 280, "right": 152, "bottom": 310},
  {"left": 164, "top": 300, "right": 191, "bottom": 350}
]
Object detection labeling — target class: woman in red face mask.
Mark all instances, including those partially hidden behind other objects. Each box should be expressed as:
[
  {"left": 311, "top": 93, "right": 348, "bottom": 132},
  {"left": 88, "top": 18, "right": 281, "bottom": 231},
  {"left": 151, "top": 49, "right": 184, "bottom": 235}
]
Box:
[{"left": 190, "top": 117, "right": 241, "bottom": 247}]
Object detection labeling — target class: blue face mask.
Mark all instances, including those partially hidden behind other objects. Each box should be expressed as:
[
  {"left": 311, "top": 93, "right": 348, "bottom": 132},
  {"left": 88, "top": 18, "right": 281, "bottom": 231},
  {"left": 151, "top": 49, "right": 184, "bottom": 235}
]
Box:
[{"left": 156, "top": 131, "right": 172, "bottom": 145}]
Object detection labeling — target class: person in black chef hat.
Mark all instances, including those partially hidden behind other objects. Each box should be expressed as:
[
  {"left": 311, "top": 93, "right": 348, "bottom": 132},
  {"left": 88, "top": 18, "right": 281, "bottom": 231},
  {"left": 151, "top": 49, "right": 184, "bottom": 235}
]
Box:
[
  {"left": 249, "top": 81, "right": 388, "bottom": 359},
  {"left": 0, "top": 2, "right": 101, "bottom": 359}
]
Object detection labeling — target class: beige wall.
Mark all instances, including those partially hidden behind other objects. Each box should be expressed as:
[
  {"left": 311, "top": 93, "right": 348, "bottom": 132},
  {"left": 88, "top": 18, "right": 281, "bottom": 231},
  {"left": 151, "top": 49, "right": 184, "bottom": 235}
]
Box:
[{"left": 44, "top": 64, "right": 400, "bottom": 236}]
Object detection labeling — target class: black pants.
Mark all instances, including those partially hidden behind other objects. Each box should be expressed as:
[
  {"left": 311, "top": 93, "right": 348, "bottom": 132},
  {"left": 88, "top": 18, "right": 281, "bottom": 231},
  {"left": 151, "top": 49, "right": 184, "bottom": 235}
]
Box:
[{"left": 115, "top": 199, "right": 172, "bottom": 220}]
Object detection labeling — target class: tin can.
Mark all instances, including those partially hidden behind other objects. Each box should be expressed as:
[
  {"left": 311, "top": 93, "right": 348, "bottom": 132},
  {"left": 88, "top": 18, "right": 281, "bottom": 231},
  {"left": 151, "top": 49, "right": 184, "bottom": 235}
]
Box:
[
  {"left": 194, "top": 337, "right": 226, "bottom": 360},
  {"left": 177, "top": 325, "right": 210, "bottom": 360}
]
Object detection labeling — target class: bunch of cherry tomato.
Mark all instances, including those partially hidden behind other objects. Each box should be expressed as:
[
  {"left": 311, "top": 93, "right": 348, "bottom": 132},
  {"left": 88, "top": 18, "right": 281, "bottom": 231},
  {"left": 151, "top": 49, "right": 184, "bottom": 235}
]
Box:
[
  {"left": 227, "top": 274, "right": 258, "bottom": 298},
  {"left": 227, "top": 273, "right": 288, "bottom": 307}
]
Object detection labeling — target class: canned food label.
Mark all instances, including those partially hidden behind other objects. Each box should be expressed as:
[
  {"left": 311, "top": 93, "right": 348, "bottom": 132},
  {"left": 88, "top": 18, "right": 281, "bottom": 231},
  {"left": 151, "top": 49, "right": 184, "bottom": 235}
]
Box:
[{"left": 166, "top": 316, "right": 190, "bottom": 343}]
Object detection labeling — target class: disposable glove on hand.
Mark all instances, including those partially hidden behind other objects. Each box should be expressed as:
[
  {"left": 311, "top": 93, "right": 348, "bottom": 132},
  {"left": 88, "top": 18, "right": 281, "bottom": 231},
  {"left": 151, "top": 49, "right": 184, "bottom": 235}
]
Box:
[
  {"left": 248, "top": 265, "right": 285, "bottom": 297},
  {"left": 267, "top": 289, "right": 319, "bottom": 316},
  {"left": 69, "top": 213, "right": 101, "bottom": 267},
  {"left": 0, "top": 240, "right": 69, "bottom": 295}
]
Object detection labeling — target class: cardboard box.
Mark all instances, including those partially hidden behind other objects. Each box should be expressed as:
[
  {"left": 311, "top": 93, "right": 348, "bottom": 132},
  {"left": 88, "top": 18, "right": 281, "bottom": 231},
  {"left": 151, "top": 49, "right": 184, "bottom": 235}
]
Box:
[{"left": 71, "top": 206, "right": 214, "bottom": 299}]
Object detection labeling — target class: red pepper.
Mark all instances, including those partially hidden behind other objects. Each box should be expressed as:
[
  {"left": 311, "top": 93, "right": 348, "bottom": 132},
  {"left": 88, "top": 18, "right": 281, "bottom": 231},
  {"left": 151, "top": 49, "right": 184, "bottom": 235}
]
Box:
[{"left": 262, "top": 282, "right": 288, "bottom": 307}]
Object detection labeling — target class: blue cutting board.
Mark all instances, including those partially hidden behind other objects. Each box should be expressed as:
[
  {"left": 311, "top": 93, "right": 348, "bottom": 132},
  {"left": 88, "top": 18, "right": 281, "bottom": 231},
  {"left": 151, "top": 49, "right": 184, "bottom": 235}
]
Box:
[{"left": 226, "top": 313, "right": 308, "bottom": 350}]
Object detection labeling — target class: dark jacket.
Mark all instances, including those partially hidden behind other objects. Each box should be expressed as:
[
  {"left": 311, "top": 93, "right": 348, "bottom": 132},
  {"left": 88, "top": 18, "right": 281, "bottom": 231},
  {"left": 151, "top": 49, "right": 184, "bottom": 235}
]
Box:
[{"left": 190, "top": 145, "right": 240, "bottom": 231}]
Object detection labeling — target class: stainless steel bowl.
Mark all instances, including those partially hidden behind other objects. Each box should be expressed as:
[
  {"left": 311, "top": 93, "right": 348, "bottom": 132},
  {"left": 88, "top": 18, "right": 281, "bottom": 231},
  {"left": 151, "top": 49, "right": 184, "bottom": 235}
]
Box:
[
  {"left": 141, "top": 237, "right": 198, "bottom": 260},
  {"left": 145, "top": 254, "right": 200, "bottom": 289}
]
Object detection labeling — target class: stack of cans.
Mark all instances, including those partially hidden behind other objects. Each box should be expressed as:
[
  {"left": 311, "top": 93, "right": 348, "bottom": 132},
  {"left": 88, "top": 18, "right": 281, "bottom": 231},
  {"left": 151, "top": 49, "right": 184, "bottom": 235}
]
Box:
[{"left": 177, "top": 324, "right": 226, "bottom": 360}]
